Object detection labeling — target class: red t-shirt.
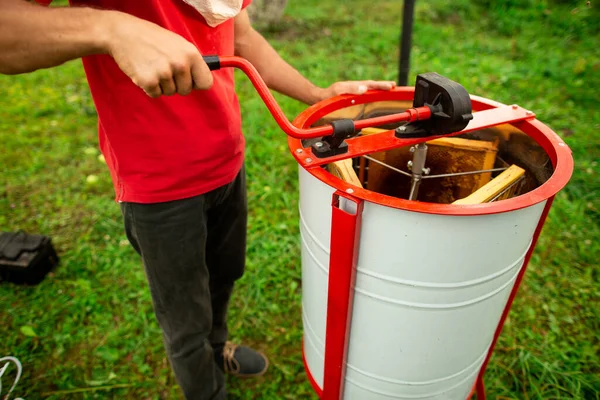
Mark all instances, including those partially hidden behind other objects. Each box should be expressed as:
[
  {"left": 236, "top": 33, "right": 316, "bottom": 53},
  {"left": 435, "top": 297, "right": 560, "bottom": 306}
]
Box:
[{"left": 38, "top": 0, "right": 251, "bottom": 203}]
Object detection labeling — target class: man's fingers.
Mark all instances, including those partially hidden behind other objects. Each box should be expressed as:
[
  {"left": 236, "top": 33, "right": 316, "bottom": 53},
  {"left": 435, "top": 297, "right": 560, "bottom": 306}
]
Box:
[
  {"left": 144, "top": 86, "right": 162, "bottom": 98},
  {"left": 174, "top": 67, "right": 193, "bottom": 96},
  {"left": 364, "top": 80, "right": 396, "bottom": 91},
  {"left": 345, "top": 82, "right": 370, "bottom": 95},
  {"left": 381, "top": 80, "right": 397, "bottom": 90},
  {"left": 345, "top": 80, "right": 396, "bottom": 94},
  {"left": 132, "top": 74, "right": 163, "bottom": 98},
  {"left": 191, "top": 56, "right": 213, "bottom": 90},
  {"left": 136, "top": 79, "right": 162, "bottom": 98},
  {"left": 331, "top": 80, "right": 397, "bottom": 97},
  {"left": 334, "top": 82, "right": 363, "bottom": 95},
  {"left": 159, "top": 76, "right": 177, "bottom": 96},
  {"left": 135, "top": 65, "right": 196, "bottom": 98}
]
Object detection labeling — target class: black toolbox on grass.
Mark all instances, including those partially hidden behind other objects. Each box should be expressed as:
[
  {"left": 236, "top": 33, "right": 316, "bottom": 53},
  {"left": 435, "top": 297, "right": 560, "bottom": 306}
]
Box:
[{"left": 0, "top": 231, "right": 59, "bottom": 285}]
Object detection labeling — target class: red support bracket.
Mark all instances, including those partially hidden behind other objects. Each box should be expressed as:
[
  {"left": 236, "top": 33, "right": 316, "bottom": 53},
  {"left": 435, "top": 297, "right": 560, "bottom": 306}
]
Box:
[{"left": 321, "top": 191, "right": 364, "bottom": 400}]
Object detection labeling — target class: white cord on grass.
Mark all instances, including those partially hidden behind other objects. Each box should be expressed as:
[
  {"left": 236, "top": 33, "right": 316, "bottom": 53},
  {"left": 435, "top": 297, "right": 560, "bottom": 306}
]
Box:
[{"left": 0, "top": 356, "right": 25, "bottom": 400}]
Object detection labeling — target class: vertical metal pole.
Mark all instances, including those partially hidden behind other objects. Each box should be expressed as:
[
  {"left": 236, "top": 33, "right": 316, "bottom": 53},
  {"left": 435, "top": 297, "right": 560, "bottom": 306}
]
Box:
[
  {"left": 399, "top": 0, "right": 416, "bottom": 86},
  {"left": 321, "top": 191, "right": 364, "bottom": 400}
]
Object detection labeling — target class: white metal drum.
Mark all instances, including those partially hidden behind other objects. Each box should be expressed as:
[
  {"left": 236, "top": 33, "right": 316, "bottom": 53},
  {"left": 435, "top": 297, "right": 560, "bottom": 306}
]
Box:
[{"left": 299, "top": 167, "right": 546, "bottom": 399}]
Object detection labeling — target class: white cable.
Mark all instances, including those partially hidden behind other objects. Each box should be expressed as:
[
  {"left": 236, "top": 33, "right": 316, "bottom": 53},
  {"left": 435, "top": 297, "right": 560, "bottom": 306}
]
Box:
[{"left": 0, "top": 356, "right": 25, "bottom": 400}]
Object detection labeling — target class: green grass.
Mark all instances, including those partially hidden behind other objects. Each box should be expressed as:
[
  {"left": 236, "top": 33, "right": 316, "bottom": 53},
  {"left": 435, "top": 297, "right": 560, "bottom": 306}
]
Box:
[{"left": 1, "top": 0, "right": 599, "bottom": 399}]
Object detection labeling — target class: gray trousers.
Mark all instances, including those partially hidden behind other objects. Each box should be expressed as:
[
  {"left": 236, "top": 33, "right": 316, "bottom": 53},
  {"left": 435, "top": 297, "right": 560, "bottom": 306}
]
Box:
[{"left": 120, "top": 167, "right": 247, "bottom": 400}]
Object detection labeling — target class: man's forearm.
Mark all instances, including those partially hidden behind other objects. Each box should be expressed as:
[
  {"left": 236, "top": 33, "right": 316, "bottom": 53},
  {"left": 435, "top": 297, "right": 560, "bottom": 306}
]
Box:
[
  {"left": 1, "top": 1, "right": 213, "bottom": 96},
  {"left": 0, "top": 1, "right": 111, "bottom": 74},
  {"left": 234, "top": 21, "right": 325, "bottom": 105}
]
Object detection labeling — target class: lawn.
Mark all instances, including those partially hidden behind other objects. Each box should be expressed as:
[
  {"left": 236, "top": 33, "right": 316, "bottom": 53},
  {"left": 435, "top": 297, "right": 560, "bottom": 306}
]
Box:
[{"left": 1, "top": 0, "right": 598, "bottom": 399}]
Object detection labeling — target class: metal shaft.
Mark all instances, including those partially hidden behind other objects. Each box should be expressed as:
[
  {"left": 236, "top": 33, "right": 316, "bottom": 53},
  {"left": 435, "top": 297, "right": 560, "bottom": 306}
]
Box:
[{"left": 408, "top": 143, "right": 428, "bottom": 200}]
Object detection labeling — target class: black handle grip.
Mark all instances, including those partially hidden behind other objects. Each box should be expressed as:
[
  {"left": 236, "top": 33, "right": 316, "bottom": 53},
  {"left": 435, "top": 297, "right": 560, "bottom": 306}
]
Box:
[{"left": 203, "top": 55, "right": 221, "bottom": 71}]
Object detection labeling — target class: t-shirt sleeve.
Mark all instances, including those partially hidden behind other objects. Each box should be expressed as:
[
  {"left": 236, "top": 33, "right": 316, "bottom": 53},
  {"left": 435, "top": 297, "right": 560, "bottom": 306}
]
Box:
[{"left": 242, "top": 0, "right": 252, "bottom": 10}]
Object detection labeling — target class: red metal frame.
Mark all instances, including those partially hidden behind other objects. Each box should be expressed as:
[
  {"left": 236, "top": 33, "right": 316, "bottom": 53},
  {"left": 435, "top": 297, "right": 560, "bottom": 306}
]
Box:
[
  {"left": 475, "top": 379, "right": 485, "bottom": 400},
  {"left": 321, "top": 192, "right": 364, "bottom": 400}
]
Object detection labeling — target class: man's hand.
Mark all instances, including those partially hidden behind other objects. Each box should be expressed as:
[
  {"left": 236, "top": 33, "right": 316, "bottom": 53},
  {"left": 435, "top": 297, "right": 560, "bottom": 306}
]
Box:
[
  {"left": 106, "top": 12, "right": 213, "bottom": 97},
  {"left": 312, "top": 80, "right": 397, "bottom": 103}
]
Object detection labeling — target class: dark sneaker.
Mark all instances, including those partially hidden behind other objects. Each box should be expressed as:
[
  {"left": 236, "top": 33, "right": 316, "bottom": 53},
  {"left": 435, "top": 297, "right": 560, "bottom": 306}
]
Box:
[{"left": 215, "top": 341, "right": 269, "bottom": 377}]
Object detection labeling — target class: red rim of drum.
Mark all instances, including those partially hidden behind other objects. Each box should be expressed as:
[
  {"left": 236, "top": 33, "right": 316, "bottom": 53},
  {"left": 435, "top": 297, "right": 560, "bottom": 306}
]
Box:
[{"left": 288, "top": 87, "right": 574, "bottom": 216}]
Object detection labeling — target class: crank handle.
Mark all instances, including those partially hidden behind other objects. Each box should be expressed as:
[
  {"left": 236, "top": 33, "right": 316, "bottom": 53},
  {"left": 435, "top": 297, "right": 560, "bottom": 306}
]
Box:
[{"left": 201, "top": 55, "right": 433, "bottom": 140}]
